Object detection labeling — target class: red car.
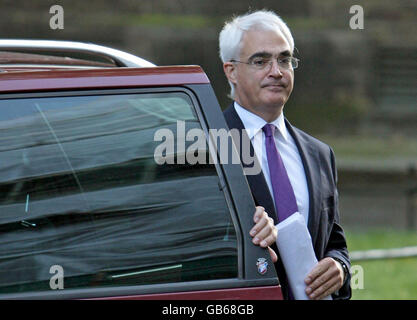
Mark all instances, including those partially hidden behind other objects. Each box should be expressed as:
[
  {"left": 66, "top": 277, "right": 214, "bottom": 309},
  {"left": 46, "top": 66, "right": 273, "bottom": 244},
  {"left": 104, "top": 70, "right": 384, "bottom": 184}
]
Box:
[{"left": 0, "top": 40, "right": 282, "bottom": 300}]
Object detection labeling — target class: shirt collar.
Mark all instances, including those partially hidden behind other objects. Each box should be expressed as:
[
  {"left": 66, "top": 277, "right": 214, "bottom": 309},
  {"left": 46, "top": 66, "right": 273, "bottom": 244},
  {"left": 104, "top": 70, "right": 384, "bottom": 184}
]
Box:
[{"left": 233, "top": 101, "right": 289, "bottom": 141}]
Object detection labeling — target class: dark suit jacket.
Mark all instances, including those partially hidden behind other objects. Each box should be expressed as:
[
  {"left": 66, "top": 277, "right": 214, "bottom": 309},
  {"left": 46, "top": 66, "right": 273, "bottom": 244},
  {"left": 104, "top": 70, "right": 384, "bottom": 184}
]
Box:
[{"left": 223, "top": 104, "right": 351, "bottom": 300}]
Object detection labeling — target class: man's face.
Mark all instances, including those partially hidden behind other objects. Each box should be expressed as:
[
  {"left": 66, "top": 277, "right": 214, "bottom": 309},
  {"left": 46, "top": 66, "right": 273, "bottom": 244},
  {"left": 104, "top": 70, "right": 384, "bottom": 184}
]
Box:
[{"left": 224, "top": 29, "right": 294, "bottom": 118}]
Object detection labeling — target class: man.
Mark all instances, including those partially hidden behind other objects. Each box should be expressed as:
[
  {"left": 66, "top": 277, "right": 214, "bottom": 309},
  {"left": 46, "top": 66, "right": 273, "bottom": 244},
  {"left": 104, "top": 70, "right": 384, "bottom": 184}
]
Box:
[{"left": 219, "top": 10, "right": 351, "bottom": 300}]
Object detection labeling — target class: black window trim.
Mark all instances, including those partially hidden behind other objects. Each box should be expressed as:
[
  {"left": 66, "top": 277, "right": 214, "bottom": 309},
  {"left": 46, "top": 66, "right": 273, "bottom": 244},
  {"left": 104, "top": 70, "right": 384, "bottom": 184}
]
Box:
[{"left": 185, "top": 84, "right": 279, "bottom": 281}]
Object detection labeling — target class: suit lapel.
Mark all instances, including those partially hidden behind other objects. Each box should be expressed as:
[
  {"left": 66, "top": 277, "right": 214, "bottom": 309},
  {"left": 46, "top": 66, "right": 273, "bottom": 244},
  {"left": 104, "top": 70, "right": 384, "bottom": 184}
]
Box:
[
  {"left": 285, "top": 119, "right": 322, "bottom": 247},
  {"left": 223, "top": 104, "right": 323, "bottom": 234},
  {"left": 223, "top": 105, "right": 279, "bottom": 224}
]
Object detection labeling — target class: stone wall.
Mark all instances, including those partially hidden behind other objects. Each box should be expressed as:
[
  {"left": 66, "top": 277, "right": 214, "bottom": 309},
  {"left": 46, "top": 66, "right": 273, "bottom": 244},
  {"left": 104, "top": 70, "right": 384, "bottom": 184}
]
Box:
[{"left": 1, "top": 1, "right": 415, "bottom": 136}]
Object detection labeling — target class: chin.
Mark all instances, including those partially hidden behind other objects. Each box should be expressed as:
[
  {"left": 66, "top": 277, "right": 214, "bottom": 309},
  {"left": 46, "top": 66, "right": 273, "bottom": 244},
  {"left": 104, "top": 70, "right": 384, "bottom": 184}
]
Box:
[{"left": 263, "top": 97, "right": 287, "bottom": 108}]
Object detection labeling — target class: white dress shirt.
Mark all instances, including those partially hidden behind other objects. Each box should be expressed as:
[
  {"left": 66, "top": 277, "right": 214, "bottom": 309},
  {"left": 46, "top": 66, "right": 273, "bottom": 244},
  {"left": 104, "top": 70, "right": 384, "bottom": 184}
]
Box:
[{"left": 234, "top": 102, "right": 310, "bottom": 223}]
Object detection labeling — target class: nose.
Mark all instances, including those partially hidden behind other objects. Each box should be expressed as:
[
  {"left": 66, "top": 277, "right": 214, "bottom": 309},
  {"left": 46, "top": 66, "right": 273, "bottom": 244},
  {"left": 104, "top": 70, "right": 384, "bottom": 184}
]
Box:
[{"left": 267, "top": 59, "right": 283, "bottom": 77}]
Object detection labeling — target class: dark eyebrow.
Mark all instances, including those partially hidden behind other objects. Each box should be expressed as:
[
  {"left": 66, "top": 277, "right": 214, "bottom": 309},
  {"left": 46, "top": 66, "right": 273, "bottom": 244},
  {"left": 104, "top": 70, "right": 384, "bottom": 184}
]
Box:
[
  {"left": 248, "top": 51, "right": 272, "bottom": 62},
  {"left": 280, "top": 50, "right": 291, "bottom": 57},
  {"left": 248, "top": 50, "right": 292, "bottom": 62}
]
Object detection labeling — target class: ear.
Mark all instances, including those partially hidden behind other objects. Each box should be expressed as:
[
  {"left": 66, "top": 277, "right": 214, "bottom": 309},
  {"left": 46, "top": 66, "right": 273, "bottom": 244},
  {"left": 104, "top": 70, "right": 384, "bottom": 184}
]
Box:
[{"left": 223, "top": 62, "right": 237, "bottom": 85}]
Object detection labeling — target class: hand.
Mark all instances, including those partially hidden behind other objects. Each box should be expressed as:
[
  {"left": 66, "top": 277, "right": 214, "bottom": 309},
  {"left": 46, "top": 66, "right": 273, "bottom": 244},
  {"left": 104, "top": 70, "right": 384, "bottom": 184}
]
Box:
[
  {"left": 250, "top": 206, "right": 278, "bottom": 263},
  {"left": 304, "top": 257, "right": 345, "bottom": 300}
]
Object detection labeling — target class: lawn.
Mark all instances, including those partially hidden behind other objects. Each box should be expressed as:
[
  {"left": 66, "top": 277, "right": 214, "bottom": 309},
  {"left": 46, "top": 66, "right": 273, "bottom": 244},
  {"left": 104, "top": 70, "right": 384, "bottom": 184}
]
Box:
[{"left": 345, "top": 228, "right": 417, "bottom": 300}]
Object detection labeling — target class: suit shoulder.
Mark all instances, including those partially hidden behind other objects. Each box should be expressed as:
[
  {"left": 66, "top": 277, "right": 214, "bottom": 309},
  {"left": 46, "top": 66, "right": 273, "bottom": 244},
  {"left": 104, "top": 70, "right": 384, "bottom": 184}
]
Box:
[
  {"left": 291, "top": 125, "right": 338, "bottom": 180},
  {"left": 291, "top": 126, "right": 333, "bottom": 153}
]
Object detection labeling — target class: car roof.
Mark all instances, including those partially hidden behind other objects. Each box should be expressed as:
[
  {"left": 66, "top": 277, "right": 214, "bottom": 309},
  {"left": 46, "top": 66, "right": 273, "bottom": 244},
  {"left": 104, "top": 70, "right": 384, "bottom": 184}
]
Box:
[
  {"left": 0, "top": 40, "right": 209, "bottom": 93},
  {"left": 0, "top": 51, "right": 116, "bottom": 72},
  {"left": 0, "top": 39, "right": 156, "bottom": 71},
  {"left": 0, "top": 66, "right": 210, "bottom": 93}
]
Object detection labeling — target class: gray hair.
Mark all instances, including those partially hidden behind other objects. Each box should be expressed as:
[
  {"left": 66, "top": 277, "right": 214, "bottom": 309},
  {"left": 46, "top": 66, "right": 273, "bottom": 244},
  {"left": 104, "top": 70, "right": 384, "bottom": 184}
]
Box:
[{"left": 219, "top": 10, "right": 295, "bottom": 99}]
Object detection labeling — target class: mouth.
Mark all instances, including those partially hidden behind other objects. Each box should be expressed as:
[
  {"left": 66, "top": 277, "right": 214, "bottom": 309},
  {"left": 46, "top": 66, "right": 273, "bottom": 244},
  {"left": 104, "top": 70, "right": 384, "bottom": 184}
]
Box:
[
  {"left": 262, "top": 82, "right": 286, "bottom": 88},
  {"left": 262, "top": 84, "right": 286, "bottom": 91}
]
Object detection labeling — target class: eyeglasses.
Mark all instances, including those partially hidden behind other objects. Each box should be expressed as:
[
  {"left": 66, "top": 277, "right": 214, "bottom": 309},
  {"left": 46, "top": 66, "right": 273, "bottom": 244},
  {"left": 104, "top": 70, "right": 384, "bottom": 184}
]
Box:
[{"left": 230, "top": 56, "right": 299, "bottom": 70}]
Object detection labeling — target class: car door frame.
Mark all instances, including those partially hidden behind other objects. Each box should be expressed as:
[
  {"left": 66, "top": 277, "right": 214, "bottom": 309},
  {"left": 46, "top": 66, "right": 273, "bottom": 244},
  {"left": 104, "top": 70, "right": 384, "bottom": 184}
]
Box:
[{"left": 0, "top": 85, "right": 281, "bottom": 300}]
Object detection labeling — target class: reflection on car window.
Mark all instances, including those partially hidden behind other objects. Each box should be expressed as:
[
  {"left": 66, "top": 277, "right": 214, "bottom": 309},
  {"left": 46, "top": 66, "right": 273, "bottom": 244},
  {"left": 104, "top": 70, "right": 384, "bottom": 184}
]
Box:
[{"left": 0, "top": 92, "right": 237, "bottom": 294}]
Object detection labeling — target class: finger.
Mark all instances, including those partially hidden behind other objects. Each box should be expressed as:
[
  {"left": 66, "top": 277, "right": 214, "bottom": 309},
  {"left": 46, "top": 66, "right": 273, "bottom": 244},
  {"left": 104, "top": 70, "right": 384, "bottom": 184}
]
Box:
[
  {"left": 309, "top": 276, "right": 340, "bottom": 300},
  {"left": 307, "top": 258, "right": 344, "bottom": 288},
  {"left": 305, "top": 267, "right": 331, "bottom": 292},
  {"left": 268, "top": 247, "right": 278, "bottom": 263},
  {"left": 260, "top": 229, "right": 278, "bottom": 247},
  {"left": 305, "top": 258, "right": 332, "bottom": 285},
  {"left": 253, "top": 206, "right": 265, "bottom": 223},
  {"left": 254, "top": 222, "right": 277, "bottom": 247},
  {"left": 315, "top": 281, "right": 339, "bottom": 300},
  {"left": 305, "top": 271, "right": 330, "bottom": 296},
  {"left": 306, "top": 263, "right": 340, "bottom": 298},
  {"left": 251, "top": 217, "right": 276, "bottom": 246},
  {"left": 250, "top": 214, "right": 268, "bottom": 239}
]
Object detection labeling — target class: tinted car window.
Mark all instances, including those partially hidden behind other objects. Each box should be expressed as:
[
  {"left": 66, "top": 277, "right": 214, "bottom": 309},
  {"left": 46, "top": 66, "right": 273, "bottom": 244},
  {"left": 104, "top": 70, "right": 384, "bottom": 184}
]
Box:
[{"left": 0, "top": 92, "right": 237, "bottom": 294}]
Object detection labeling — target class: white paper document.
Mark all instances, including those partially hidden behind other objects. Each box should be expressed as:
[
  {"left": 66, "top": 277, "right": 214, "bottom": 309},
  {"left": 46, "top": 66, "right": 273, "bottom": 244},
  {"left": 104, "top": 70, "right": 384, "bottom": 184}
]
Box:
[{"left": 276, "top": 212, "right": 332, "bottom": 300}]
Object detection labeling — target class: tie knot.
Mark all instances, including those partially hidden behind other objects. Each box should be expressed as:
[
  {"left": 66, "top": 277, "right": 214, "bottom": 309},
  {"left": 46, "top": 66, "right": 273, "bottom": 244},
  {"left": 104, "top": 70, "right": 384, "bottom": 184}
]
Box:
[{"left": 262, "top": 123, "right": 276, "bottom": 137}]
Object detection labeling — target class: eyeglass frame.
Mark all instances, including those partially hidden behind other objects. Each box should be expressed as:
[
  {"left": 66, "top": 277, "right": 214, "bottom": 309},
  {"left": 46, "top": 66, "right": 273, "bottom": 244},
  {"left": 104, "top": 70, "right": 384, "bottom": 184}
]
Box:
[{"left": 230, "top": 55, "right": 299, "bottom": 70}]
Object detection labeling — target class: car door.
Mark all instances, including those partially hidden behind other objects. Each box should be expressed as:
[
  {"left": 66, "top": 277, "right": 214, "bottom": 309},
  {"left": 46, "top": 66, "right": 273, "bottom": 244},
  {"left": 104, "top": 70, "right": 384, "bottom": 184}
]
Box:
[{"left": 0, "top": 79, "right": 282, "bottom": 299}]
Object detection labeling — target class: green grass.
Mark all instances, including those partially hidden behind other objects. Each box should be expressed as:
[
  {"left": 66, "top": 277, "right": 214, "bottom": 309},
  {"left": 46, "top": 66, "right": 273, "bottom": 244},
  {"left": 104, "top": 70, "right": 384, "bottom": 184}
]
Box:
[
  {"left": 345, "top": 228, "right": 417, "bottom": 300},
  {"left": 347, "top": 228, "right": 417, "bottom": 250}
]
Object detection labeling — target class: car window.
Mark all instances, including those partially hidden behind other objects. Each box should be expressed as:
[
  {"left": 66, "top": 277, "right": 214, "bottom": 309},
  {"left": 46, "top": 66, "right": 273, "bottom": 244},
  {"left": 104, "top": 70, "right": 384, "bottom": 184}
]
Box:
[{"left": 0, "top": 91, "right": 238, "bottom": 294}]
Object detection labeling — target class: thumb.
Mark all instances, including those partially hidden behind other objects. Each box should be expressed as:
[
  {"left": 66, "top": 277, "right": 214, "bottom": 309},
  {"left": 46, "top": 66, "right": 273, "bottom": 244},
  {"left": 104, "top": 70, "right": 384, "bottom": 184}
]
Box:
[{"left": 268, "top": 247, "right": 278, "bottom": 263}]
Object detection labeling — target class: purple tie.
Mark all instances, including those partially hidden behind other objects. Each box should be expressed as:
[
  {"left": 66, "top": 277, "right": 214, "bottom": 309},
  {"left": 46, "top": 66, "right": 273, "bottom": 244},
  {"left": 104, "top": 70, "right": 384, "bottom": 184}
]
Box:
[{"left": 263, "top": 124, "right": 298, "bottom": 222}]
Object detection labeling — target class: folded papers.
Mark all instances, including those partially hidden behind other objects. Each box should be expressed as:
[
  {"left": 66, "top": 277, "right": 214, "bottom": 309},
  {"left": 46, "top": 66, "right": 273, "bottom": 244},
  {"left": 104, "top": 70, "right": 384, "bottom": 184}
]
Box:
[{"left": 276, "top": 212, "right": 332, "bottom": 300}]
